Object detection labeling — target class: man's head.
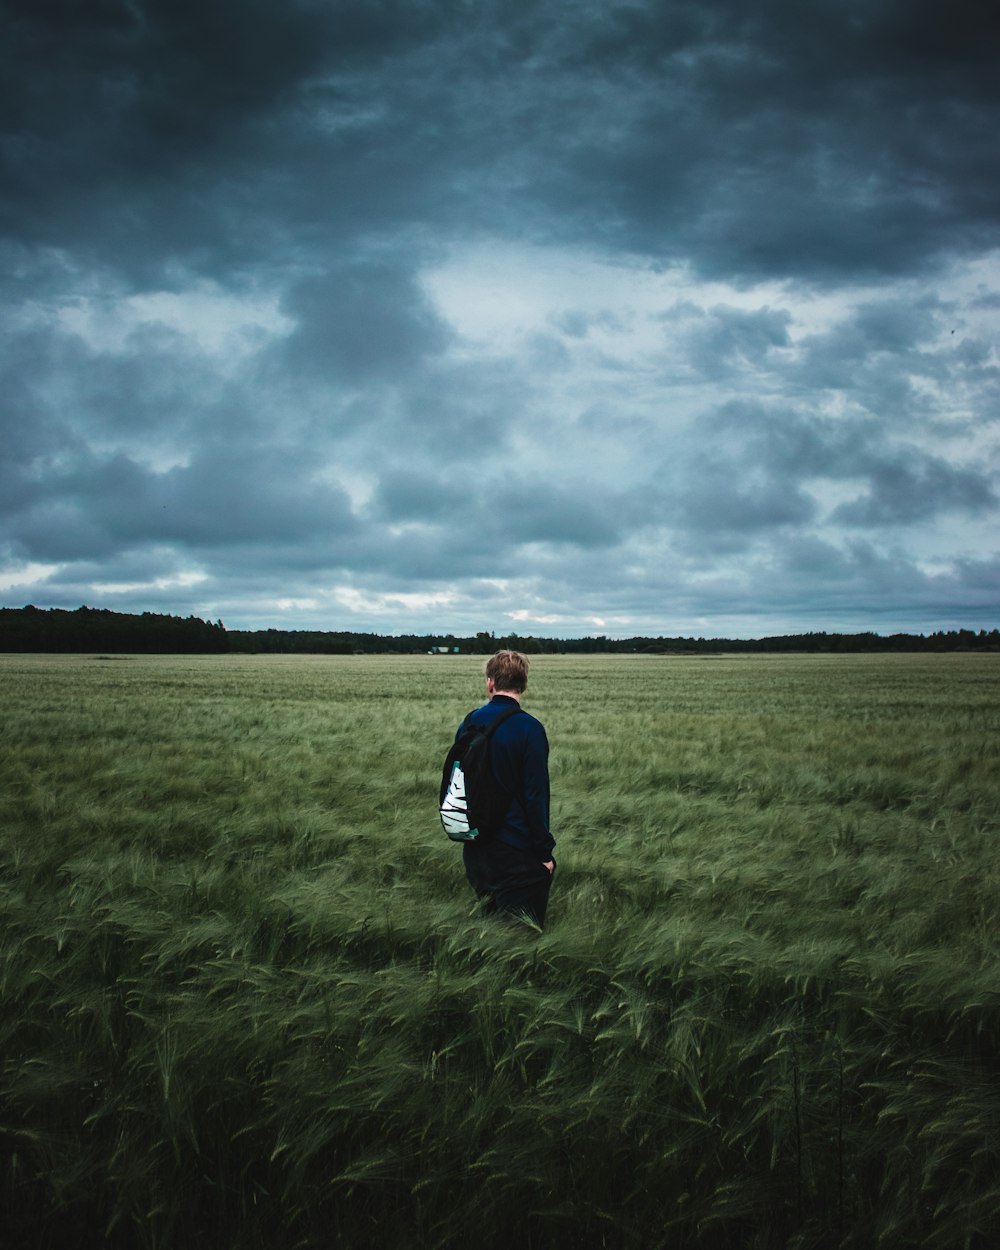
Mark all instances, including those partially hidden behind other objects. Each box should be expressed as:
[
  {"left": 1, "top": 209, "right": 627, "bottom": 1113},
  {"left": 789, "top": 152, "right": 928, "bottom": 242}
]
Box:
[{"left": 485, "top": 649, "right": 529, "bottom": 695}]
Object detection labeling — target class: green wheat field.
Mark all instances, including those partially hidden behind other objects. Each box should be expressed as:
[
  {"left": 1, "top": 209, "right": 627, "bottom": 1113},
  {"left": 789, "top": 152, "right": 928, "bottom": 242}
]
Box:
[{"left": 2, "top": 652, "right": 999, "bottom": 1249}]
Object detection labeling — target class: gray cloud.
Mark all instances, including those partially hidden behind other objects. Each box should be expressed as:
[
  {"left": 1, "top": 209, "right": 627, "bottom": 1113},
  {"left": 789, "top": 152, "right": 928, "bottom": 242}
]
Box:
[
  {"left": 832, "top": 455, "right": 996, "bottom": 527},
  {"left": 1, "top": 0, "right": 997, "bottom": 634},
  {"left": 6, "top": 440, "right": 358, "bottom": 562},
  {"left": 276, "top": 259, "right": 453, "bottom": 383},
  {"left": 369, "top": 469, "right": 456, "bottom": 525},
  {"left": 684, "top": 306, "right": 794, "bottom": 376}
]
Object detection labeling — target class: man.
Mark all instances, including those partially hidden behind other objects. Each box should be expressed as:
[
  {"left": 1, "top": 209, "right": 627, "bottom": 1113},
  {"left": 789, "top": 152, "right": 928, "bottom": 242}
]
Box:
[{"left": 459, "top": 649, "right": 555, "bottom": 928}]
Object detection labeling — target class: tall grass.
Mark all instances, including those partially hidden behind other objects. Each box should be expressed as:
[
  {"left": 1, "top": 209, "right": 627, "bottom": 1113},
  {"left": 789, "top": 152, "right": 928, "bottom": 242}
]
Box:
[{"left": 2, "top": 652, "right": 999, "bottom": 1248}]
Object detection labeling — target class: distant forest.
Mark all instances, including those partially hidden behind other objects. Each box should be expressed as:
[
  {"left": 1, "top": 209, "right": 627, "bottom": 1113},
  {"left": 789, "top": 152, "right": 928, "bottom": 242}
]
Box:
[{"left": 2, "top": 605, "right": 999, "bottom": 655}]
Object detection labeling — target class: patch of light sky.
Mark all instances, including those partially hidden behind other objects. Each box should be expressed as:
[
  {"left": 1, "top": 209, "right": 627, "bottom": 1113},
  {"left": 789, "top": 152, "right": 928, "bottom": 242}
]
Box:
[
  {"left": 53, "top": 283, "right": 292, "bottom": 359},
  {"left": 506, "top": 608, "right": 563, "bottom": 626},
  {"left": 276, "top": 597, "right": 320, "bottom": 612},
  {"left": 0, "top": 562, "right": 61, "bottom": 592},
  {"left": 331, "top": 586, "right": 462, "bottom": 616},
  {"left": 903, "top": 515, "right": 1000, "bottom": 567},
  {"left": 313, "top": 466, "right": 373, "bottom": 512},
  {"left": 90, "top": 570, "right": 208, "bottom": 595},
  {"left": 423, "top": 241, "right": 830, "bottom": 351},
  {"left": 944, "top": 249, "right": 1000, "bottom": 308},
  {"left": 306, "top": 79, "right": 390, "bottom": 135},
  {"left": 422, "top": 243, "right": 999, "bottom": 362}
]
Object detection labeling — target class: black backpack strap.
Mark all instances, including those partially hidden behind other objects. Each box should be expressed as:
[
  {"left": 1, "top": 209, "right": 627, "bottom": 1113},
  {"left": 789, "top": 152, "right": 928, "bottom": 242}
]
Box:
[
  {"left": 482, "top": 703, "right": 523, "bottom": 737},
  {"left": 460, "top": 704, "right": 523, "bottom": 737}
]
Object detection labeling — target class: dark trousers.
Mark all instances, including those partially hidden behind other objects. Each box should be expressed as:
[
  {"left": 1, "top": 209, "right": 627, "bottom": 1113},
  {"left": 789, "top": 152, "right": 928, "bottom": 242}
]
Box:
[{"left": 463, "top": 838, "right": 555, "bottom": 929}]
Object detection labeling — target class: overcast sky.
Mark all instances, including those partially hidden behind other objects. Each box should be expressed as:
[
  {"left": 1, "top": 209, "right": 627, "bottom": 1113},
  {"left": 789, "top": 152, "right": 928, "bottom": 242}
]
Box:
[{"left": 2, "top": 0, "right": 998, "bottom": 638}]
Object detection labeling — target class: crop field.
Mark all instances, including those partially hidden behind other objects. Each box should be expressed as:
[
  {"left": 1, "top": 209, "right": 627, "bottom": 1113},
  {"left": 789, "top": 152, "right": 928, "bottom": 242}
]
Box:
[{"left": 2, "top": 651, "right": 999, "bottom": 1249}]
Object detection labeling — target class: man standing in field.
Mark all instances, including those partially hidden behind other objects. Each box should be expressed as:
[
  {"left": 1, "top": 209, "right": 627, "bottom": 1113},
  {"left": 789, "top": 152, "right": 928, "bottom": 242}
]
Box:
[{"left": 459, "top": 650, "right": 555, "bottom": 928}]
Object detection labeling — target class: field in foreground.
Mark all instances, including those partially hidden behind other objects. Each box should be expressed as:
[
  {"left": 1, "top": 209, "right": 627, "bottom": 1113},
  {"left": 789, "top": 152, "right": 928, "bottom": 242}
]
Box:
[{"left": 1, "top": 652, "right": 999, "bottom": 1249}]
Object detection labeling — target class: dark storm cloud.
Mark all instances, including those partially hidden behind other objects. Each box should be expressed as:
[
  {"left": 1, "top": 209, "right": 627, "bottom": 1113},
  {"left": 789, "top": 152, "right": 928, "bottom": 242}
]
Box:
[
  {"left": 561, "top": 0, "right": 1000, "bottom": 279},
  {"left": 0, "top": 0, "right": 457, "bottom": 269},
  {"left": 4, "top": 0, "right": 998, "bottom": 282}
]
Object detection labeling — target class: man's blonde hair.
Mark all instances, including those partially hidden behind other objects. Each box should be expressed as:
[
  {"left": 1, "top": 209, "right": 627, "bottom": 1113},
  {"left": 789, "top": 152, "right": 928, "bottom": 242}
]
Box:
[{"left": 485, "top": 649, "right": 529, "bottom": 693}]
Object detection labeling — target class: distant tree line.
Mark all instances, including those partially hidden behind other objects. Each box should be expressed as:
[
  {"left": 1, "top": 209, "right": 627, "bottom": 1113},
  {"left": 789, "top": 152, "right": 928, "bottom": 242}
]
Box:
[
  {"left": 0, "top": 606, "right": 228, "bottom": 653},
  {"left": 563, "top": 629, "right": 1000, "bottom": 655},
  {"left": 2, "top": 606, "right": 998, "bottom": 655}
]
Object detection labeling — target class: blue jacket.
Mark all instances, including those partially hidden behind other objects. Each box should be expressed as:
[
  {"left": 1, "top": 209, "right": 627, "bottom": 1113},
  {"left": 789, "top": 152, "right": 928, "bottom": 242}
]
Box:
[{"left": 462, "top": 695, "right": 553, "bottom": 855}]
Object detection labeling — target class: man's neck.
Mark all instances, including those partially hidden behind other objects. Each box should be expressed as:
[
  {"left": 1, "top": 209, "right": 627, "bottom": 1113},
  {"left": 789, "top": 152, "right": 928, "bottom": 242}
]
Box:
[{"left": 491, "top": 689, "right": 522, "bottom": 703}]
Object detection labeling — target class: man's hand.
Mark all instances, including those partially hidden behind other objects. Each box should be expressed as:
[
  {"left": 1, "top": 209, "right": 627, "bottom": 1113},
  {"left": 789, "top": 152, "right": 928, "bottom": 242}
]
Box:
[{"left": 543, "top": 860, "right": 554, "bottom": 874}]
